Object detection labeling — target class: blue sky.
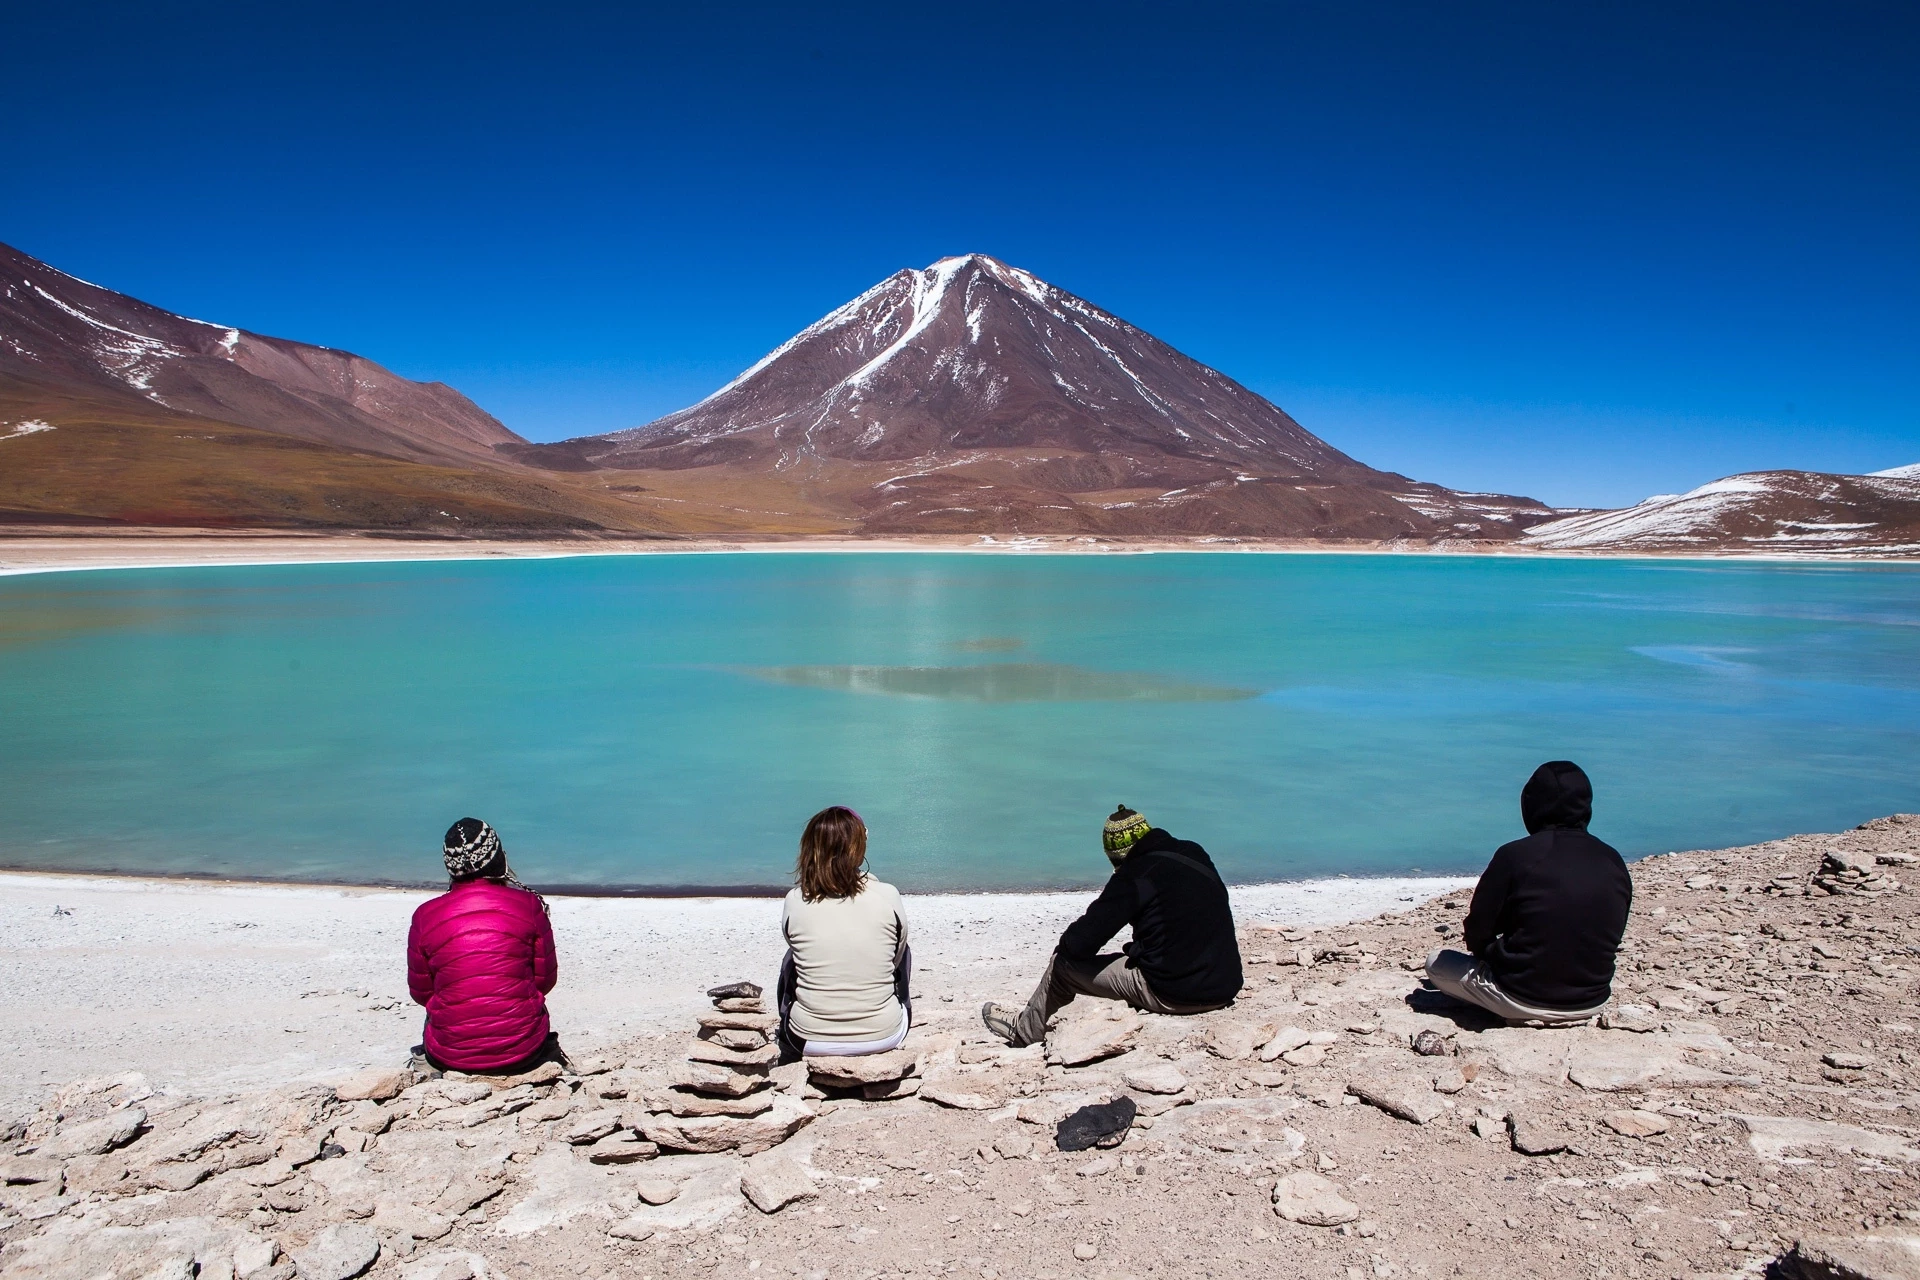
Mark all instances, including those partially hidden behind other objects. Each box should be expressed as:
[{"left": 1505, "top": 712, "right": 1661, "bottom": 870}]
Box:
[{"left": 4, "top": 1, "right": 1914, "bottom": 508}]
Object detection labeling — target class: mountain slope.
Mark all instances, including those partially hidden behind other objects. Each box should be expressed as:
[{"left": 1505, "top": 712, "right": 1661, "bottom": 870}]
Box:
[
  {"left": 1521, "top": 470, "right": 1920, "bottom": 555},
  {"left": 543, "top": 255, "right": 1552, "bottom": 540},
  {"left": 0, "top": 240, "right": 520, "bottom": 468}
]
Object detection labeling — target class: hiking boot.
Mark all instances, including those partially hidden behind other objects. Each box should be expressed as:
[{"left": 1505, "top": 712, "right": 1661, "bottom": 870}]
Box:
[{"left": 981, "top": 1002, "right": 1023, "bottom": 1046}]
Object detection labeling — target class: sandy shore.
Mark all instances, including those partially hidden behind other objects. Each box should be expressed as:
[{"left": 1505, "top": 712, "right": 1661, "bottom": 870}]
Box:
[{"left": 0, "top": 869, "right": 1466, "bottom": 1115}]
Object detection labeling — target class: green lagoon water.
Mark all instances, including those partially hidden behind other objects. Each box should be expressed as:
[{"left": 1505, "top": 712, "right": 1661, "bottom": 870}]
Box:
[{"left": 1, "top": 553, "right": 1917, "bottom": 892}]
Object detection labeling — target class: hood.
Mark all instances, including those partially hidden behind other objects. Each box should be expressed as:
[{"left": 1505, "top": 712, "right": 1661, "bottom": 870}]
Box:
[{"left": 1521, "top": 760, "right": 1593, "bottom": 833}]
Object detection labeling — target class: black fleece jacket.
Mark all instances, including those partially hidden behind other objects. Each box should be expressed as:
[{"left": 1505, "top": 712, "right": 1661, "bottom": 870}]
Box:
[
  {"left": 1058, "top": 828, "right": 1244, "bottom": 1006},
  {"left": 1463, "top": 761, "right": 1633, "bottom": 1010}
]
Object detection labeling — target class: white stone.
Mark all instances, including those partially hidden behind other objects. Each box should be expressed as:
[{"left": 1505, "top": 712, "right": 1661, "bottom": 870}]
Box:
[
  {"left": 290, "top": 1223, "right": 380, "bottom": 1280},
  {"left": 740, "top": 1152, "right": 816, "bottom": 1213},
  {"left": 332, "top": 1069, "right": 411, "bottom": 1103},
  {"left": 42, "top": 1107, "right": 146, "bottom": 1158},
  {"left": 1046, "top": 1012, "right": 1142, "bottom": 1067},
  {"left": 1122, "top": 1063, "right": 1188, "bottom": 1095},
  {"left": 1271, "top": 1172, "right": 1359, "bottom": 1226}
]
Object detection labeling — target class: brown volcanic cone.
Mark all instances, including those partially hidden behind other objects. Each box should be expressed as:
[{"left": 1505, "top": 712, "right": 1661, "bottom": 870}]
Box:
[
  {"left": 0, "top": 240, "right": 520, "bottom": 468},
  {"left": 552, "top": 254, "right": 1551, "bottom": 539}
]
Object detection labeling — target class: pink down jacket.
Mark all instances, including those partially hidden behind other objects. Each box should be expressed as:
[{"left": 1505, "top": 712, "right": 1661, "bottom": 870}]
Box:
[{"left": 407, "top": 880, "right": 557, "bottom": 1070}]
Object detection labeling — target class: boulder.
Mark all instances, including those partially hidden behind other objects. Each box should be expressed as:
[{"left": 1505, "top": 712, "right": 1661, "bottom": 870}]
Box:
[
  {"left": 1281, "top": 1045, "right": 1327, "bottom": 1069},
  {"left": 1778, "top": 1231, "right": 1920, "bottom": 1280},
  {"left": 290, "top": 1223, "right": 379, "bottom": 1280},
  {"left": 1046, "top": 1013, "right": 1142, "bottom": 1067},
  {"left": 803, "top": 1048, "right": 919, "bottom": 1086},
  {"left": 740, "top": 1152, "right": 817, "bottom": 1213},
  {"left": 1345, "top": 1076, "right": 1444, "bottom": 1125},
  {"left": 331, "top": 1069, "right": 410, "bottom": 1104},
  {"left": 636, "top": 1095, "right": 815, "bottom": 1155},
  {"left": 1122, "top": 1063, "right": 1188, "bottom": 1095},
  {"left": 1271, "top": 1172, "right": 1359, "bottom": 1226}
]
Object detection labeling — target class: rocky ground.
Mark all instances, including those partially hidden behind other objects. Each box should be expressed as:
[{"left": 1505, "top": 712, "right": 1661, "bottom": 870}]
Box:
[{"left": 6, "top": 815, "right": 1920, "bottom": 1280}]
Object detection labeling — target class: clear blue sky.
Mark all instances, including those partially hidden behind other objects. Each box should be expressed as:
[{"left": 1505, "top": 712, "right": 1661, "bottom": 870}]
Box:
[{"left": 4, "top": 1, "right": 1914, "bottom": 508}]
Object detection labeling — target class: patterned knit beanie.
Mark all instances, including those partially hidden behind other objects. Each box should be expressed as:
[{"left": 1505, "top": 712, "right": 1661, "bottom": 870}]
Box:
[
  {"left": 1102, "top": 805, "right": 1151, "bottom": 865},
  {"left": 444, "top": 818, "right": 505, "bottom": 879}
]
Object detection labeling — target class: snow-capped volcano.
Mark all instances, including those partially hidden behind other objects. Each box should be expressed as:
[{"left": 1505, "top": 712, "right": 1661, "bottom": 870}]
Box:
[
  {"left": 551, "top": 254, "right": 1551, "bottom": 538},
  {"left": 0, "top": 240, "right": 521, "bottom": 466}
]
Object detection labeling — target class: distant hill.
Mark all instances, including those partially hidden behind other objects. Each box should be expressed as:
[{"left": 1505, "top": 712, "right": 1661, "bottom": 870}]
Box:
[
  {"left": 1522, "top": 469, "right": 1920, "bottom": 556},
  {"left": 533, "top": 254, "right": 1555, "bottom": 540},
  {"left": 0, "top": 241, "right": 673, "bottom": 533}
]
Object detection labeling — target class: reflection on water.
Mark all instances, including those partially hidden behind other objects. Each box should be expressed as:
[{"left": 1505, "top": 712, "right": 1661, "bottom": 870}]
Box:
[{"left": 740, "top": 662, "right": 1258, "bottom": 702}]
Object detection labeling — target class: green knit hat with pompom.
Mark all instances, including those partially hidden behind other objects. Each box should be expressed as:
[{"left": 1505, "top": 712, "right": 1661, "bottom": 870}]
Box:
[{"left": 1102, "top": 805, "right": 1151, "bottom": 865}]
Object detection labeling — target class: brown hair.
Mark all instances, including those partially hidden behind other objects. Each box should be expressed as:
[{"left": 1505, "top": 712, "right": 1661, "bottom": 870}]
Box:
[{"left": 797, "top": 806, "right": 868, "bottom": 902}]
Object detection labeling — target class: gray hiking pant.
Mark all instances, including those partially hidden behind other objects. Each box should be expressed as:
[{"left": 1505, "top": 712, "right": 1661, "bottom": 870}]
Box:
[
  {"left": 1012, "top": 950, "right": 1225, "bottom": 1047},
  {"left": 1425, "top": 948, "right": 1607, "bottom": 1025}
]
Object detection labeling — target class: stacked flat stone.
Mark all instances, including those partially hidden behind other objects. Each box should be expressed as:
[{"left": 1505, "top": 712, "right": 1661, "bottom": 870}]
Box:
[
  {"left": 1813, "top": 849, "right": 1901, "bottom": 896},
  {"left": 632, "top": 981, "right": 814, "bottom": 1155}
]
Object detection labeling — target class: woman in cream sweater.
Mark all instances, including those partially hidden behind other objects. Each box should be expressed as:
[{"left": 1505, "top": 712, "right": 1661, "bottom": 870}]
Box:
[{"left": 776, "top": 806, "right": 911, "bottom": 1059}]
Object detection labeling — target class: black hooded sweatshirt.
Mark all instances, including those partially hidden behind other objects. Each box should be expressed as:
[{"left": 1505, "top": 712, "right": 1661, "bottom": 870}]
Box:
[
  {"left": 1462, "top": 761, "right": 1632, "bottom": 1011},
  {"left": 1057, "top": 828, "right": 1244, "bottom": 1007}
]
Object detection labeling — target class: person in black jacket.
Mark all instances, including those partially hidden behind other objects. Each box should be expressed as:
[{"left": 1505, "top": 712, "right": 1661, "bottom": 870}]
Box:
[
  {"left": 982, "top": 805, "right": 1243, "bottom": 1047},
  {"left": 1426, "top": 761, "right": 1632, "bottom": 1024}
]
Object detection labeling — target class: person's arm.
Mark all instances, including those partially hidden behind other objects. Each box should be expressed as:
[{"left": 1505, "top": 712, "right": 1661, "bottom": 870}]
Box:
[
  {"left": 1058, "top": 874, "right": 1138, "bottom": 962},
  {"left": 1461, "top": 846, "right": 1515, "bottom": 956},
  {"left": 892, "top": 891, "right": 910, "bottom": 969},
  {"left": 406, "top": 915, "right": 432, "bottom": 1007},
  {"left": 531, "top": 909, "right": 558, "bottom": 995}
]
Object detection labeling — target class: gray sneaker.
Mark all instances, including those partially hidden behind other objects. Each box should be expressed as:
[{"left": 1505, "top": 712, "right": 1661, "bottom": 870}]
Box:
[{"left": 980, "top": 1002, "right": 1023, "bottom": 1046}]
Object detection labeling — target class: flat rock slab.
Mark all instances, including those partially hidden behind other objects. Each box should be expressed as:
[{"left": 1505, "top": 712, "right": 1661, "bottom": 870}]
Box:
[
  {"left": 1047, "top": 1013, "right": 1143, "bottom": 1067},
  {"left": 607, "top": 1154, "right": 750, "bottom": 1234},
  {"left": 1346, "top": 1076, "right": 1445, "bottom": 1125},
  {"left": 638, "top": 1096, "right": 815, "bottom": 1155},
  {"left": 740, "top": 1152, "right": 817, "bottom": 1212},
  {"left": 671, "top": 1061, "right": 772, "bottom": 1097},
  {"left": 1604, "top": 1109, "right": 1672, "bottom": 1138},
  {"left": 920, "top": 1080, "right": 999, "bottom": 1110},
  {"left": 586, "top": 1134, "right": 659, "bottom": 1165},
  {"left": 1271, "top": 1172, "right": 1359, "bottom": 1226},
  {"left": 698, "top": 1011, "right": 778, "bottom": 1033},
  {"left": 42, "top": 1107, "right": 145, "bottom": 1158},
  {"left": 804, "top": 1048, "right": 919, "bottom": 1086},
  {"left": 1122, "top": 1063, "right": 1188, "bottom": 1095},
  {"left": 1508, "top": 1114, "right": 1570, "bottom": 1156},
  {"left": 861, "top": 1077, "right": 921, "bottom": 1100},
  {"left": 636, "top": 1178, "right": 681, "bottom": 1206},
  {"left": 685, "top": 1039, "right": 779, "bottom": 1068},
  {"left": 291, "top": 1222, "right": 380, "bottom": 1280},
  {"left": 1736, "top": 1114, "right": 1920, "bottom": 1164},
  {"left": 332, "top": 1069, "right": 411, "bottom": 1103},
  {"left": 1205, "top": 1021, "right": 1275, "bottom": 1061},
  {"left": 563, "top": 1110, "right": 624, "bottom": 1145},
  {"left": 1779, "top": 1230, "right": 1920, "bottom": 1280},
  {"left": 647, "top": 1089, "right": 775, "bottom": 1119}
]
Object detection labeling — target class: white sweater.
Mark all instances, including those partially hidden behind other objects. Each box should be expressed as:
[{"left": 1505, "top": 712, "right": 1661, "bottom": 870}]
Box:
[{"left": 782, "top": 875, "right": 909, "bottom": 1043}]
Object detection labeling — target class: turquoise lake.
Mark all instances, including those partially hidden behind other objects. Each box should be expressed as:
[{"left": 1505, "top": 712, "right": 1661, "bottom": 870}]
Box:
[{"left": 1, "top": 553, "right": 1917, "bottom": 892}]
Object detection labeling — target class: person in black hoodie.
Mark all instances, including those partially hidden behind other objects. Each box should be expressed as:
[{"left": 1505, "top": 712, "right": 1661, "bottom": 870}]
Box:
[
  {"left": 1426, "top": 761, "right": 1632, "bottom": 1024},
  {"left": 981, "top": 805, "right": 1243, "bottom": 1047}
]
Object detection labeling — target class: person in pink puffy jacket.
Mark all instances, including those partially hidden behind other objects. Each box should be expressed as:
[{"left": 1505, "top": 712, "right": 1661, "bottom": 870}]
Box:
[{"left": 407, "top": 818, "right": 562, "bottom": 1074}]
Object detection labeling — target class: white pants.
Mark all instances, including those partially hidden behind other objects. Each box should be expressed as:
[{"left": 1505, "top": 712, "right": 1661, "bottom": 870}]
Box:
[{"left": 801, "top": 1008, "right": 910, "bottom": 1057}]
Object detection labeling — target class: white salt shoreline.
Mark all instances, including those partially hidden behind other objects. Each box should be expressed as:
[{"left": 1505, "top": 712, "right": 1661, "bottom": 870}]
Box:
[
  {"left": 3, "top": 532, "right": 1914, "bottom": 578},
  {"left": 0, "top": 868, "right": 1468, "bottom": 1115}
]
